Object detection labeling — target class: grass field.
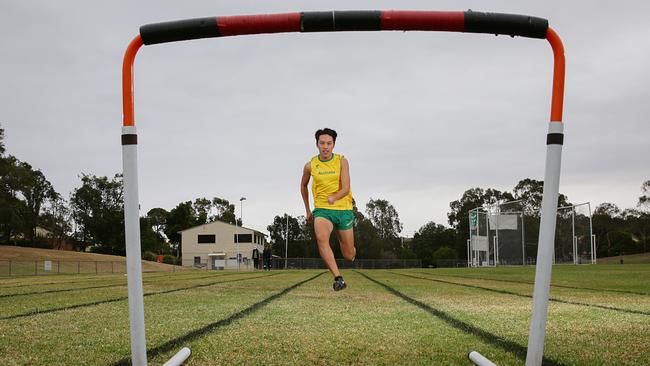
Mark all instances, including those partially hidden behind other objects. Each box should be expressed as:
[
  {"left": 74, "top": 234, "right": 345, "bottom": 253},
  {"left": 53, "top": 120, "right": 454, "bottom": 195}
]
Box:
[{"left": 1, "top": 265, "right": 649, "bottom": 365}]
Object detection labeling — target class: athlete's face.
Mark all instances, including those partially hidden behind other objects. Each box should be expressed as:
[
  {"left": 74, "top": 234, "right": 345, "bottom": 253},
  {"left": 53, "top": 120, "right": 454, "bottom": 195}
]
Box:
[{"left": 317, "top": 134, "right": 335, "bottom": 159}]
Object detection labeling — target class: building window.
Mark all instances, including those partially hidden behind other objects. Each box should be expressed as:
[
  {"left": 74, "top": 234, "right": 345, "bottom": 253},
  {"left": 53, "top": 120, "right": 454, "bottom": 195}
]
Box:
[
  {"left": 194, "top": 256, "right": 201, "bottom": 264},
  {"left": 198, "top": 234, "right": 216, "bottom": 244},
  {"left": 234, "top": 234, "right": 252, "bottom": 243}
]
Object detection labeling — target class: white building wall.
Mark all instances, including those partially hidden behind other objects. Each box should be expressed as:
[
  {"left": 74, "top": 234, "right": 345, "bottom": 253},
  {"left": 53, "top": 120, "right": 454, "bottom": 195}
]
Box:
[{"left": 180, "top": 221, "right": 265, "bottom": 270}]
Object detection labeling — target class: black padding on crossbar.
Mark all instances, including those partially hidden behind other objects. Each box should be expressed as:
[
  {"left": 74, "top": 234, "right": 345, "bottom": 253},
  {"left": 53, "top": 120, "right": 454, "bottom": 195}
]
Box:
[
  {"left": 140, "top": 17, "right": 220, "bottom": 45},
  {"left": 121, "top": 134, "right": 138, "bottom": 145},
  {"left": 464, "top": 11, "right": 548, "bottom": 39},
  {"left": 546, "top": 133, "right": 564, "bottom": 145},
  {"left": 301, "top": 11, "right": 381, "bottom": 32}
]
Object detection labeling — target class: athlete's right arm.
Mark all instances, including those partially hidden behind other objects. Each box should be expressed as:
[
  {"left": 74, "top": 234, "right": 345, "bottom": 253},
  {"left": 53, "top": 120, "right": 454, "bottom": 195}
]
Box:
[{"left": 300, "top": 162, "right": 313, "bottom": 223}]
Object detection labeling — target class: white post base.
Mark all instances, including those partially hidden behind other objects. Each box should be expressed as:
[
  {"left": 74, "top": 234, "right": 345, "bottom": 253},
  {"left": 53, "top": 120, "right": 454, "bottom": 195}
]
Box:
[
  {"left": 163, "top": 347, "right": 192, "bottom": 366},
  {"left": 469, "top": 351, "right": 497, "bottom": 366}
]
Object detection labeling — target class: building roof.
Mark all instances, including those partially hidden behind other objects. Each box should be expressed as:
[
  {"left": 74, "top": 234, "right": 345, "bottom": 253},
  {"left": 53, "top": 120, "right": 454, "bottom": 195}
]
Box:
[{"left": 178, "top": 219, "right": 268, "bottom": 236}]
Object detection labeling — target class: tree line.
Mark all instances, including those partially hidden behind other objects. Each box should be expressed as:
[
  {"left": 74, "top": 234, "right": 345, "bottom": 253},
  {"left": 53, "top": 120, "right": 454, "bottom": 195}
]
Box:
[
  {"left": 1, "top": 124, "right": 648, "bottom": 265},
  {"left": 257, "top": 178, "right": 650, "bottom": 266}
]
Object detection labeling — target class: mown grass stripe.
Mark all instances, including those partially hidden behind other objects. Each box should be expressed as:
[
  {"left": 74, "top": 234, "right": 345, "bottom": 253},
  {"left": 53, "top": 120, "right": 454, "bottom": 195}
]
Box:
[
  {"left": 0, "top": 272, "right": 242, "bottom": 299},
  {"left": 0, "top": 273, "right": 281, "bottom": 321},
  {"left": 391, "top": 271, "right": 650, "bottom": 317},
  {"left": 413, "top": 271, "right": 650, "bottom": 297},
  {"left": 111, "top": 271, "right": 326, "bottom": 366},
  {"left": 0, "top": 271, "right": 201, "bottom": 289},
  {"left": 356, "top": 271, "right": 565, "bottom": 366}
]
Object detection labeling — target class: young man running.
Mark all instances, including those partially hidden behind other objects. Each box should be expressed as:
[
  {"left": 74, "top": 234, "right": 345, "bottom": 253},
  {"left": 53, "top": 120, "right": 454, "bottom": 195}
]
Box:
[{"left": 300, "top": 128, "right": 356, "bottom": 291}]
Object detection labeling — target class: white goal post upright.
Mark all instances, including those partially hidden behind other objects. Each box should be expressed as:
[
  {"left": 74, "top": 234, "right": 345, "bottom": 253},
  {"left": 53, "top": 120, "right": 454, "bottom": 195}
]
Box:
[
  {"left": 587, "top": 203, "right": 597, "bottom": 264},
  {"left": 525, "top": 121, "right": 563, "bottom": 365},
  {"left": 555, "top": 202, "right": 596, "bottom": 265},
  {"left": 122, "top": 125, "right": 147, "bottom": 366}
]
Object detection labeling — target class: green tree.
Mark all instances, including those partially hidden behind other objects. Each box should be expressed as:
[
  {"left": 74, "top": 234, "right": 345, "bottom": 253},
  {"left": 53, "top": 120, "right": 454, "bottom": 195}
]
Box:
[
  {"left": 0, "top": 126, "right": 64, "bottom": 246},
  {"left": 608, "top": 230, "right": 636, "bottom": 256},
  {"left": 365, "top": 198, "right": 403, "bottom": 256},
  {"left": 188, "top": 197, "right": 239, "bottom": 226},
  {"left": 17, "top": 163, "right": 57, "bottom": 243},
  {"left": 620, "top": 208, "right": 648, "bottom": 254},
  {"left": 593, "top": 203, "right": 623, "bottom": 257},
  {"left": 410, "top": 221, "right": 457, "bottom": 267},
  {"left": 297, "top": 215, "right": 319, "bottom": 258},
  {"left": 628, "top": 212, "right": 650, "bottom": 254},
  {"left": 353, "top": 202, "right": 381, "bottom": 259},
  {"left": 0, "top": 138, "right": 58, "bottom": 245},
  {"left": 627, "top": 184, "right": 650, "bottom": 253},
  {"left": 1, "top": 127, "right": 20, "bottom": 242},
  {"left": 513, "top": 178, "right": 570, "bottom": 217},
  {"left": 638, "top": 180, "right": 650, "bottom": 211},
  {"left": 431, "top": 246, "right": 458, "bottom": 266},
  {"left": 164, "top": 197, "right": 240, "bottom": 258},
  {"left": 0, "top": 155, "right": 26, "bottom": 242},
  {"left": 0, "top": 124, "right": 4, "bottom": 154},
  {"left": 193, "top": 198, "right": 212, "bottom": 225},
  {"left": 448, "top": 187, "right": 514, "bottom": 259},
  {"left": 267, "top": 214, "right": 313, "bottom": 257},
  {"left": 139, "top": 216, "right": 168, "bottom": 254},
  {"left": 40, "top": 195, "right": 72, "bottom": 250},
  {"left": 70, "top": 174, "right": 124, "bottom": 253},
  {"left": 146, "top": 208, "right": 169, "bottom": 238},
  {"left": 164, "top": 201, "right": 196, "bottom": 253},
  {"left": 211, "top": 197, "right": 240, "bottom": 225},
  {"left": 514, "top": 179, "right": 570, "bottom": 260}
]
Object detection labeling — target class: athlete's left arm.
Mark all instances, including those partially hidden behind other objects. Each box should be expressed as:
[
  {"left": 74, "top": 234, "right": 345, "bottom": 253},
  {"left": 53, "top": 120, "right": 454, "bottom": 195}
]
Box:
[{"left": 328, "top": 157, "right": 350, "bottom": 203}]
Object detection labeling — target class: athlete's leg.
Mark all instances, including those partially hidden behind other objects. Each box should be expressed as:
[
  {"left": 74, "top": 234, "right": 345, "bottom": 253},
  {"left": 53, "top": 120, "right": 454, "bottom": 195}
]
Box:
[
  {"left": 314, "top": 217, "right": 340, "bottom": 277},
  {"left": 337, "top": 229, "right": 356, "bottom": 261}
]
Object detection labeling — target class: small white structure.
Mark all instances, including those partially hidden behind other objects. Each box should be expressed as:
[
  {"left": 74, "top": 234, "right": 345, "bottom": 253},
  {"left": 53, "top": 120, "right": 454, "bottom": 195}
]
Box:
[{"left": 180, "top": 220, "right": 266, "bottom": 270}]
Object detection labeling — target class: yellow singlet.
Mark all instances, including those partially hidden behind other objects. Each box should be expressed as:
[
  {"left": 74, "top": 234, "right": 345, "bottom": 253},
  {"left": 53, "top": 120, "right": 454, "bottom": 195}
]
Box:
[{"left": 310, "top": 154, "right": 353, "bottom": 210}]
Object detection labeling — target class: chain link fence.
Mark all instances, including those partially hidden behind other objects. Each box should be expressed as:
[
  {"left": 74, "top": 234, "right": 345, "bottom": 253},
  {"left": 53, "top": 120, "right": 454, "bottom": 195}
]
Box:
[
  {"left": 0, "top": 260, "right": 179, "bottom": 276},
  {"left": 268, "top": 258, "right": 422, "bottom": 270}
]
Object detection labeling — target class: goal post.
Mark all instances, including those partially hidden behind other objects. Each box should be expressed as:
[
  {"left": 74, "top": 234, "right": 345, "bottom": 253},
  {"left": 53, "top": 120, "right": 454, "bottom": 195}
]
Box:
[
  {"left": 121, "top": 10, "right": 565, "bottom": 366},
  {"left": 555, "top": 202, "right": 595, "bottom": 265},
  {"left": 469, "top": 200, "right": 525, "bottom": 267}
]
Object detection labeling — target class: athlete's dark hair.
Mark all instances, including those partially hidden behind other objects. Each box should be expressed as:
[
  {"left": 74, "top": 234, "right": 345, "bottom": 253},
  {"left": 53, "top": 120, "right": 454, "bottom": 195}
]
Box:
[{"left": 315, "top": 128, "right": 337, "bottom": 143}]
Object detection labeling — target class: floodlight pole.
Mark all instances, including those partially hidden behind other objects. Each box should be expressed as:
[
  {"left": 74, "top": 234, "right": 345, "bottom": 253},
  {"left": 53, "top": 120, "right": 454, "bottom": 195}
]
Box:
[
  {"left": 239, "top": 197, "right": 246, "bottom": 271},
  {"left": 285, "top": 214, "right": 289, "bottom": 269},
  {"left": 588, "top": 202, "right": 596, "bottom": 264},
  {"left": 122, "top": 10, "right": 564, "bottom": 366}
]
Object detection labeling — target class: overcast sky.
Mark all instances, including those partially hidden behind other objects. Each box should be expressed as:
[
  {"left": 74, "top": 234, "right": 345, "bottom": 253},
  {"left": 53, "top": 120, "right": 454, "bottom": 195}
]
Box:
[{"left": 1, "top": 1, "right": 649, "bottom": 237}]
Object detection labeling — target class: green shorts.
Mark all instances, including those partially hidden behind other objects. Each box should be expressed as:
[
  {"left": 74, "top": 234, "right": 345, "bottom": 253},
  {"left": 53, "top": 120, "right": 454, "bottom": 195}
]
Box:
[{"left": 313, "top": 208, "right": 355, "bottom": 231}]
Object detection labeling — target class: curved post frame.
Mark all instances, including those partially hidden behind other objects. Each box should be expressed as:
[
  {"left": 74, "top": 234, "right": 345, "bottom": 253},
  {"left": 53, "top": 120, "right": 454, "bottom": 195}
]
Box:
[{"left": 120, "top": 10, "right": 565, "bottom": 366}]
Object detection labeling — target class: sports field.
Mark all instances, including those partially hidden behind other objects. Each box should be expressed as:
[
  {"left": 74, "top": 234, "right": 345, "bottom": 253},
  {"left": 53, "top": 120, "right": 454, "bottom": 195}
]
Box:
[{"left": 1, "top": 265, "right": 649, "bottom": 365}]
